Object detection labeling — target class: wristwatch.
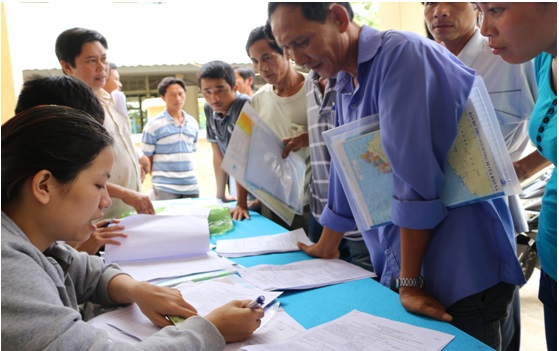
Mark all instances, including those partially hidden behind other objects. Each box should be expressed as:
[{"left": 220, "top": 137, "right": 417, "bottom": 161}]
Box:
[{"left": 396, "top": 276, "right": 424, "bottom": 289}]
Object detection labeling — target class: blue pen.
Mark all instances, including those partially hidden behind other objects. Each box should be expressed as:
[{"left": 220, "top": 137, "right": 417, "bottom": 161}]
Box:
[
  {"left": 100, "top": 219, "right": 114, "bottom": 228},
  {"left": 246, "top": 295, "right": 265, "bottom": 309}
]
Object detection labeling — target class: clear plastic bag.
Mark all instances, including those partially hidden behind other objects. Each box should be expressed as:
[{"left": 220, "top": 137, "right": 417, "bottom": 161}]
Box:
[{"left": 206, "top": 205, "right": 234, "bottom": 235}]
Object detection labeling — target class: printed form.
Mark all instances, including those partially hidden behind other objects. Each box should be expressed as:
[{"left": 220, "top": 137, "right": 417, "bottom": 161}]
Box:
[
  {"left": 216, "top": 228, "right": 313, "bottom": 257},
  {"left": 241, "top": 309, "right": 455, "bottom": 351}
]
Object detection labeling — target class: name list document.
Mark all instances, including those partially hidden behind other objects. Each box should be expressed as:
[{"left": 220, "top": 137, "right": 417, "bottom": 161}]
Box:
[
  {"left": 239, "top": 258, "right": 376, "bottom": 290},
  {"left": 216, "top": 228, "right": 313, "bottom": 257},
  {"left": 241, "top": 310, "right": 455, "bottom": 351}
]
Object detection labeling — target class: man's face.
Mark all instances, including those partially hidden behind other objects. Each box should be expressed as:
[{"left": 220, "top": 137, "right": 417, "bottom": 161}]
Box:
[
  {"left": 104, "top": 68, "right": 122, "bottom": 93},
  {"left": 235, "top": 72, "right": 253, "bottom": 96},
  {"left": 200, "top": 78, "right": 237, "bottom": 115},
  {"left": 270, "top": 4, "right": 346, "bottom": 78},
  {"left": 161, "top": 83, "right": 186, "bottom": 112},
  {"left": 61, "top": 41, "right": 108, "bottom": 92},
  {"left": 248, "top": 39, "right": 290, "bottom": 86},
  {"left": 424, "top": 3, "right": 477, "bottom": 44}
]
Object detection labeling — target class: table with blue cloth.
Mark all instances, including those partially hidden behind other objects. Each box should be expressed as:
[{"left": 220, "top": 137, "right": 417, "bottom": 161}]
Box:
[{"left": 156, "top": 199, "right": 493, "bottom": 351}]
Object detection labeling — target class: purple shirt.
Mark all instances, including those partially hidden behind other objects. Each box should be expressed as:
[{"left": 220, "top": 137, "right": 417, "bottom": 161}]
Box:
[{"left": 320, "top": 26, "right": 525, "bottom": 307}]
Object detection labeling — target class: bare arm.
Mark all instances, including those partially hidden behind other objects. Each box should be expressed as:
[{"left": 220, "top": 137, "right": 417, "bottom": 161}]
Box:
[
  {"left": 514, "top": 150, "right": 552, "bottom": 183},
  {"left": 139, "top": 155, "right": 152, "bottom": 183},
  {"left": 282, "top": 132, "right": 309, "bottom": 158},
  {"left": 211, "top": 143, "right": 234, "bottom": 202},
  {"left": 231, "top": 181, "right": 251, "bottom": 221},
  {"left": 106, "top": 182, "right": 155, "bottom": 215},
  {"left": 398, "top": 227, "right": 452, "bottom": 322},
  {"left": 297, "top": 225, "right": 343, "bottom": 258}
]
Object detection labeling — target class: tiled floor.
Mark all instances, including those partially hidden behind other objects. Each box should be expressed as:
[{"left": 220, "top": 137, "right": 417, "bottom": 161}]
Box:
[{"left": 143, "top": 137, "right": 548, "bottom": 350}]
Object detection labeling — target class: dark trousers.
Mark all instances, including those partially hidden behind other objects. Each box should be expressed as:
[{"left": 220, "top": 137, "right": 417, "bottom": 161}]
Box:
[
  {"left": 500, "top": 286, "right": 521, "bottom": 351},
  {"left": 446, "top": 282, "right": 516, "bottom": 351},
  {"left": 539, "top": 269, "right": 557, "bottom": 351}
]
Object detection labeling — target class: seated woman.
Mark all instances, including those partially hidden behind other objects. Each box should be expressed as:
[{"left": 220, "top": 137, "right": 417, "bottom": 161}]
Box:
[{"left": 1, "top": 105, "right": 263, "bottom": 350}]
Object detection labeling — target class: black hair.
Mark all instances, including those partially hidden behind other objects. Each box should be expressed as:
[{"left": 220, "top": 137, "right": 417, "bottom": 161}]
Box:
[
  {"left": 197, "top": 61, "right": 237, "bottom": 89},
  {"left": 55, "top": 27, "right": 108, "bottom": 67},
  {"left": 2, "top": 105, "right": 114, "bottom": 207},
  {"left": 246, "top": 25, "right": 283, "bottom": 57},
  {"left": 157, "top": 77, "right": 187, "bottom": 96},
  {"left": 15, "top": 75, "right": 105, "bottom": 123},
  {"left": 267, "top": 2, "right": 354, "bottom": 23},
  {"left": 234, "top": 67, "right": 256, "bottom": 90}
]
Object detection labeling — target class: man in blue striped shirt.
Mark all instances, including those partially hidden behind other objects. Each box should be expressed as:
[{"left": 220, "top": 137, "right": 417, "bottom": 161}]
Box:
[{"left": 141, "top": 77, "right": 200, "bottom": 199}]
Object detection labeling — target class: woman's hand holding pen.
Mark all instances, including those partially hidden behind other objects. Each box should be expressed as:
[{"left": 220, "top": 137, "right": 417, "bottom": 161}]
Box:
[
  {"left": 205, "top": 300, "right": 264, "bottom": 343},
  {"left": 71, "top": 219, "right": 127, "bottom": 255}
]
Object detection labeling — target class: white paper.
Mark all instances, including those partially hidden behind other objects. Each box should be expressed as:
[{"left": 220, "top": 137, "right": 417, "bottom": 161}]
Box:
[
  {"left": 238, "top": 258, "right": 376, "bottom": 291},
  {"left": 88, "top": 277, "right": 283, "bottom": 343},
  {"left": 104, "top": 210, "right": 211, "bottom": 263},
  {"left": 216, "top": 228, "right": 313, "bottom": 258},
  {"left": 241, "top": 310, "right": 455, "bottom": 351},
  {"left": 117, "top": 251, "right": 237, "bottom": 282},
  {"left": 224, "top": 308, "right": 305, "bottom": 351}
]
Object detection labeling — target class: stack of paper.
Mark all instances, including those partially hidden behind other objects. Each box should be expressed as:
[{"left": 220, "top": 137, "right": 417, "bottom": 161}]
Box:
[
  {"left": 238, "top": 258, "right": 376, "bottom": 291},
  {"left": 103, "top": 210, "right": 236, "bottom": 281},
  {"left": 240, "top": 310, "right": 455, "bottom": 351},
  {"left": 215, "top": 228, "right": 313, "bottom": 258}
]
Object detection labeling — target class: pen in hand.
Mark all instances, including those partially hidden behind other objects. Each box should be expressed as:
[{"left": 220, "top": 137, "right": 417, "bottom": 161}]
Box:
[
  {"left": 169, "top": 296, "right": 265, "bottom": 327},
  {"left": 100, "top": 219, "right": 115, "bottom": 228},
  {"left": 246, "top": 295, "right": 265, "bottom": 309}
]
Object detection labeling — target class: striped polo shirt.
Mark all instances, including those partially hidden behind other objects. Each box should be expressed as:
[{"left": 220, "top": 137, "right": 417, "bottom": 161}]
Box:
[{"left": 141, "top": 109, "right": 199, "bottom": 195}]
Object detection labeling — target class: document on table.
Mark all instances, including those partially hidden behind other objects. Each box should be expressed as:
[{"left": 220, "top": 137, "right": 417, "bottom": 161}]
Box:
[
  {"left": 216, "top": 228, "right": 313, "bottom": 258},
  {"left": 241, "top": 309, "right": 455, "bottom": 351},
  {"left": 101, "top": 209, "right": 238, "bottom": 281},
  {"left": 104, "top": 209, "right": 211, "bottom": 263},
  {"left": 238, "top": 258, "right": 376, "bottom": 290},
  {"left": 88, "top": 277, "right": 284, "bottom": 343},
  {"left": 116, "top": 251, "right": 236, "bottom": 282},
  {"left": 224, "top": 307, "right": 305, "bottom": 351}
]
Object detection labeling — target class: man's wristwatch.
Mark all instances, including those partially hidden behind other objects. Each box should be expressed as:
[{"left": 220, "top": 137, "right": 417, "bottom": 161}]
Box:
[{"left": 396, "top": 276, "right": 424, "bottom": 289}]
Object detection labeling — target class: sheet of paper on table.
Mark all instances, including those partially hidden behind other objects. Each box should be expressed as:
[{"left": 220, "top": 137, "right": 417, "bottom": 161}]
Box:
[
  {"left": 116, "top": 251, "right": 236, "bottom": 282},
  {"left": 88, "top": 277, "right": 284, "bottom": 343},
  {"left": 224, "top": 307, "right": 305, "bottom": 351},
  {"left": 240, "top": 309, "right": 455, "bottom": 351},
  {"left": 215, "top": 228, "right": 313, "bottom": 258},
  {"left": 238, "top": 258, "right": 377, "bottom": 291}
]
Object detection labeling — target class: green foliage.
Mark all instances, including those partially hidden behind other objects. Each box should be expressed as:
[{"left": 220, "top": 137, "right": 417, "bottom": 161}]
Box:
[{"left": 351, "top": 2, "right": 380, "bottom": 29}]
